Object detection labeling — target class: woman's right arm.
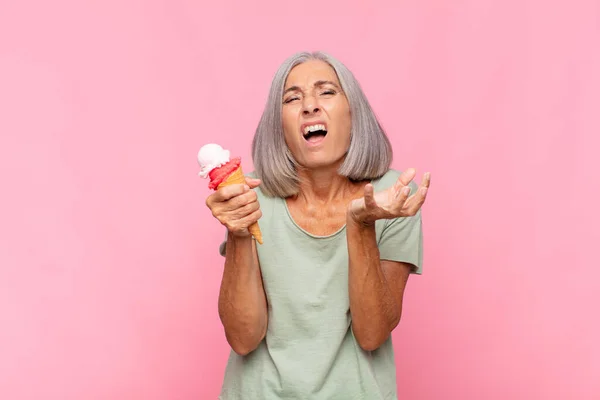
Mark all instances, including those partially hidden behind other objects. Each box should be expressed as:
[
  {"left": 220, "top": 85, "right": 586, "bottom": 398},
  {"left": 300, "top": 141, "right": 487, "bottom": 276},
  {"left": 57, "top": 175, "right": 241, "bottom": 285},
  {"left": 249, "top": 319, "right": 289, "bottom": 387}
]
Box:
[
  {"left": 206, "top": 179, "right": 268, "bottom": 355},
  {"left": 220, "top": 233, "right": 267, "bottom": 355}
]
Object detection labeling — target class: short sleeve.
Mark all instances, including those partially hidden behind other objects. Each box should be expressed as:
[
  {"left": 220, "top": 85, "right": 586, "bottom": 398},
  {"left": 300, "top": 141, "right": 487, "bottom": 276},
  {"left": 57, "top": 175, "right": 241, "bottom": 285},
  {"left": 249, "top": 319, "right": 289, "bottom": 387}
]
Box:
[{"left": 378, "top": 210, "right": 424, "bottom": 275}]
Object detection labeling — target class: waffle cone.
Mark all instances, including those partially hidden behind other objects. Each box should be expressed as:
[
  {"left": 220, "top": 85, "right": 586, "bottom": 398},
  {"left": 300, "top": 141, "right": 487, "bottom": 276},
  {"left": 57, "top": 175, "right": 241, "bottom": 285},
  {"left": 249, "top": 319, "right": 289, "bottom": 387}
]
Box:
[{"left": 217, "top": 166, "right": 263, "bottom": 244}]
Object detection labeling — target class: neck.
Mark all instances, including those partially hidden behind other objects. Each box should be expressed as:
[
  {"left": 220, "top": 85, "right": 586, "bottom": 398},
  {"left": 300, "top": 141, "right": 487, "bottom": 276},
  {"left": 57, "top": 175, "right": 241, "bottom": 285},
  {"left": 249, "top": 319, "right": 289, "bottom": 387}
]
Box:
[{"left": 294, "top": 164, "right": 359, "bottom": 204}]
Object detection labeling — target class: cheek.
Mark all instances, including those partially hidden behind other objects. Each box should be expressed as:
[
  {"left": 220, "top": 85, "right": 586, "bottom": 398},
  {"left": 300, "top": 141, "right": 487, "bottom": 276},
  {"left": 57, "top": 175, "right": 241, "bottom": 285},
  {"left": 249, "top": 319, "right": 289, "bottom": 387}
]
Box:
[
  {"left": 281, "top": 110, "right": 300, "bottom": 147},
  {"left": 329, "top": 104, "right": 352, "bottom": 139},
  {"left": 281, "top": 111, "right": 294, "bottom": 135},
  {"left": 327, "top": 100, "right": 350, "bottom": 122},
  {"left": 338, "top": 111, "right": 352, "bottom": 148},
  {"left": 282, "top": 106, "right": 299, "bottom": 126}
]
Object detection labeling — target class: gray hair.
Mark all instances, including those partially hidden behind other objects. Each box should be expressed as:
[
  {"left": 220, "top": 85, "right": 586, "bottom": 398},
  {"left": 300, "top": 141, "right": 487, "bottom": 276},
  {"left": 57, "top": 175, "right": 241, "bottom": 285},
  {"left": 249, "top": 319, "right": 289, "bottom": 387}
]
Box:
[{"left": 251, "top": 51, "right": 393, "bottom": 198}]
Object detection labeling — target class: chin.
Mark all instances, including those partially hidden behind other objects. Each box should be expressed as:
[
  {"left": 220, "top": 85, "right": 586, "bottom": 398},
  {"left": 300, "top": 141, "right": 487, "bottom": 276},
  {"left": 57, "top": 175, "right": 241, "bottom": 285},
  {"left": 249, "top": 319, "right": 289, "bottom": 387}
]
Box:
[{"left": 297, "top": 153, "right": 346, "bottom": 171}]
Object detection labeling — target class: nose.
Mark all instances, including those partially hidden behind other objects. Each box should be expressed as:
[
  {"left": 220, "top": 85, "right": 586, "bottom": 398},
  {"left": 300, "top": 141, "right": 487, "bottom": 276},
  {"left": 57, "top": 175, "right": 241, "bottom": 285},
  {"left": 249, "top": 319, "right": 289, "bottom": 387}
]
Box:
[{"left": 302, "top": 96, "right": 320, "bottom": 115}]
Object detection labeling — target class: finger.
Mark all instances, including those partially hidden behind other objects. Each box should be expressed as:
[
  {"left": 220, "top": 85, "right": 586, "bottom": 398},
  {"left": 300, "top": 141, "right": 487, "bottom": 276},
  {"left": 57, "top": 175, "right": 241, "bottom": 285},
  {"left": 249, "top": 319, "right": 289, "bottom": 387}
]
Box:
[
  {"left": 207, "top": 189, "right": 236, "bottom": 209},
  {"left": 406, "top": 186, "right": 428, "bottom": 215},
  {"left": 231, "top": 199, "right": 260, "bottom": 219},
  {"left": 393, "top": 168, "right": 417, "bottom": 191},
  {"left": 394, "top": 179, "right": 413, "bottom": 200},
  {"left": 421, "top": 172, "right": 431, "bottom": 189},
  {"left": 245, "top": 177, "right": 262, "bottom": 189},
  {"left": 205, "top": 193, "right": 216, "bottom": 209},
  {"left": 364, "top": 184, "right": 377, "bottom": 209},
  {"left": 395, "top": 185, "right": 412, "bottom": 210},
  {"left": 225, "top": 189, "right": 257, "bottom": 211},
  {"left": 236, "top": 208, "right": 262, "bottom": 228},
  {"left": 213, "top": 183, "right": 248, "bottom": 202}
]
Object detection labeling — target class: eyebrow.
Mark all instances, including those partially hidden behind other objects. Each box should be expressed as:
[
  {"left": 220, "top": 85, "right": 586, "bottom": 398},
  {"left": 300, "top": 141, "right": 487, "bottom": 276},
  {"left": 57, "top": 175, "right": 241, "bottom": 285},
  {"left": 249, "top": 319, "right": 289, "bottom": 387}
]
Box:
[{"left": 283, "top": 80, "right": 341, "bottom": 95}]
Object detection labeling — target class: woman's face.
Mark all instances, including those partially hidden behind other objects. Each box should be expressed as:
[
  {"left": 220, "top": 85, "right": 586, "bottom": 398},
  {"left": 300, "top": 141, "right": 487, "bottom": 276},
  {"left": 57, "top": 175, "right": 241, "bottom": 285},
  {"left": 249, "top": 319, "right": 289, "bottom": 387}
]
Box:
[{"left": 281, "top": 60, "right": 351, "bottom": 170}]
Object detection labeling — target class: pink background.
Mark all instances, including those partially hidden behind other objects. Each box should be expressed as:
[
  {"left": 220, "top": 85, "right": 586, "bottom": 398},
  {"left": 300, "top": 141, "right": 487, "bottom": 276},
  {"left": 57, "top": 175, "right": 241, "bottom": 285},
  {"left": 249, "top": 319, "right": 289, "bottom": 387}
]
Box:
[{"left": 1, "top": 1, "right": 598, "bottom": 399}]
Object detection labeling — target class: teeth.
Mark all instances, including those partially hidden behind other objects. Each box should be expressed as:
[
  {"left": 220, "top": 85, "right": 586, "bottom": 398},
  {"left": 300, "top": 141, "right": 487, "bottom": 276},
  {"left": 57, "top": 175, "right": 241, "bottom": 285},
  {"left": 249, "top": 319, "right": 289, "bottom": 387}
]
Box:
[{"left": 303, "top": 124, "right": 327, "bottom": 135}]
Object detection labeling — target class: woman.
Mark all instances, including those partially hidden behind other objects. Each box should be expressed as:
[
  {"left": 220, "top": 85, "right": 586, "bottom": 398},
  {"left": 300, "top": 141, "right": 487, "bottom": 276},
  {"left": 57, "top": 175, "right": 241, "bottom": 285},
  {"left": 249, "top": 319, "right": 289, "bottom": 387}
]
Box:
[{"left": 205, "top": 51, "right": 431, "bottom": 399}]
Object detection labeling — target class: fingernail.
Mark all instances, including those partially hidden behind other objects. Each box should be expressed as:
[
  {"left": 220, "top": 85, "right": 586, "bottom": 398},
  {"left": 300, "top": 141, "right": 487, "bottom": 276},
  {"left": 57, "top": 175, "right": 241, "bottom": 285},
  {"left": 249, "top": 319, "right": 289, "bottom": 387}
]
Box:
[
  {"left": 403, "top": 187, "right": 411, "bottom": 195},
  {"left": 243, "top": 185, "right": 249, "bottom": 191}
]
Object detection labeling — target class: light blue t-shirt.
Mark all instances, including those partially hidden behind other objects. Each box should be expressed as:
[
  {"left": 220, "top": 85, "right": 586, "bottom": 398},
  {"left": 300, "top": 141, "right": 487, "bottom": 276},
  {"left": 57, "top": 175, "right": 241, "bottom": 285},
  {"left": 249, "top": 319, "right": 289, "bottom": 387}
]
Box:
[{"left": 218, "top": 169, "right": 423, "bottom": 399}]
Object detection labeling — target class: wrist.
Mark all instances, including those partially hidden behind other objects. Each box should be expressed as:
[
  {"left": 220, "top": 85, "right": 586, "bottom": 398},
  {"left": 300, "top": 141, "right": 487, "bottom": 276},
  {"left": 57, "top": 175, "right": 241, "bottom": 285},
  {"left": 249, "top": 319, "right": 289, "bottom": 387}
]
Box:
[
  {"left": 228, "top": 230, "right": 253, "bottom": 242},
  {"left": 347, "top": 210, "right": 376, "bottom": 229}
]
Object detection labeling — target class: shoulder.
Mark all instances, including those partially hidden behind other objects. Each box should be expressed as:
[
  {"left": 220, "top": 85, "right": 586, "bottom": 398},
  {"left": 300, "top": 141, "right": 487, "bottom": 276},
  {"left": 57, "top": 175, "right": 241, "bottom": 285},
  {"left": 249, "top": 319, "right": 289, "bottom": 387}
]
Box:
[{"left": 371, "top": 169, "right": 419, "bottom": 194}]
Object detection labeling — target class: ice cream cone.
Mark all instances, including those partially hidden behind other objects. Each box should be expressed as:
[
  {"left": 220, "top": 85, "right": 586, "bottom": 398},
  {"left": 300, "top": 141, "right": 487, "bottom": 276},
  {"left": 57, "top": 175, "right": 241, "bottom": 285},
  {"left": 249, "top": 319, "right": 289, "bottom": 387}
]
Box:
[{"left": 217, "top": 166, "right": 263, "bottom": 244}]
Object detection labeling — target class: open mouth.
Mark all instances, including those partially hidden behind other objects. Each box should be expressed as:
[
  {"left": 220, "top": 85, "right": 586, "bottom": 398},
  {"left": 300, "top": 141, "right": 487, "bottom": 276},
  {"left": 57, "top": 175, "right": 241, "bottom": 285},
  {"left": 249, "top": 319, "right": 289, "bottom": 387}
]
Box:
[{"left": 303, "top": 124, "right": 328, "bottom": 143}]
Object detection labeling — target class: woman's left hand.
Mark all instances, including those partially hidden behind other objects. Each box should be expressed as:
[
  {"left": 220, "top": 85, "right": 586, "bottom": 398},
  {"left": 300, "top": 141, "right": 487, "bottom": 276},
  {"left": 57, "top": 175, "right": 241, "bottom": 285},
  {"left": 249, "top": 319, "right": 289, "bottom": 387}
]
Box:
[{"left": 348, "top": 169, "right": 431, "bottom": 225}]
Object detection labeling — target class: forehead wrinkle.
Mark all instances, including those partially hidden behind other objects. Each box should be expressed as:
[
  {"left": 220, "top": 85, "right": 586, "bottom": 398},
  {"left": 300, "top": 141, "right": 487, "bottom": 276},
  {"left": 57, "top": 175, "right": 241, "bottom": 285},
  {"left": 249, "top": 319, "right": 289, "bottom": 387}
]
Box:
[{"left": 283, "top": 79, "right": 341, "bottom": 95}]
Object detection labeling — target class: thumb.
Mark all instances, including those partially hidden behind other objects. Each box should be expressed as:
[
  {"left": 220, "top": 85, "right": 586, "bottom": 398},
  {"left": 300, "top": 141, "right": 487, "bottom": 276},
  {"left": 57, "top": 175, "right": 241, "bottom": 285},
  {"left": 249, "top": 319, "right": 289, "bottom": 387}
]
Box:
[{"left": 245, "top": 177, "right": 262, "bottom": 189}]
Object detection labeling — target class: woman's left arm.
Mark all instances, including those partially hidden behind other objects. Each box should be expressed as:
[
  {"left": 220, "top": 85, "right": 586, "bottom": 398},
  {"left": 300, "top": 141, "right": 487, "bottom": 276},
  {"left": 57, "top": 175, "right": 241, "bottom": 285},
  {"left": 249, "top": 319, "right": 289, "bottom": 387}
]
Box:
[
  {"left": 347, "top": 169, "right": 430, "bottom": 351},
  {"left": 346, "top": 219, "right": 413, "bottom": 351}
]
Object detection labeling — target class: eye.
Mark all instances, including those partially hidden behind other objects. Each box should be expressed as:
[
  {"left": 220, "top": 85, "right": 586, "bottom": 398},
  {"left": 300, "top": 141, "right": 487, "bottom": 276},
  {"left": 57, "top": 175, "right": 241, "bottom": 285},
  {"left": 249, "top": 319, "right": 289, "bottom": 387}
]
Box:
[
  {"left": 284, "top": 96, "right": 300, "bottom": 104},
  {"left": 320, "top": 90, "right": 336, "bottom": 96}
]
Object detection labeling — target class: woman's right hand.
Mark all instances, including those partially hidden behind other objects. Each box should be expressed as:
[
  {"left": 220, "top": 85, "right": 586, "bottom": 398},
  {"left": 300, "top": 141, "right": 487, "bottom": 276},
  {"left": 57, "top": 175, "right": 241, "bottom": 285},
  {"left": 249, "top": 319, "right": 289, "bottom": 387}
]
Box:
[{"left": 205, "top": 177, "right": 262, "bottom": 238}]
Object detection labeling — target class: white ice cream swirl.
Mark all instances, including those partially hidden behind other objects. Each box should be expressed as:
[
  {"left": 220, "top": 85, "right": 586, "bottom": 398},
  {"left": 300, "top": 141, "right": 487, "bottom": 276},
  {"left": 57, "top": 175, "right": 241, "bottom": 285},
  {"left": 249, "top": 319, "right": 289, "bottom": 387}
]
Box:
[{"left": 197, "top": 143, "right": 231, "bottom": 178}]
